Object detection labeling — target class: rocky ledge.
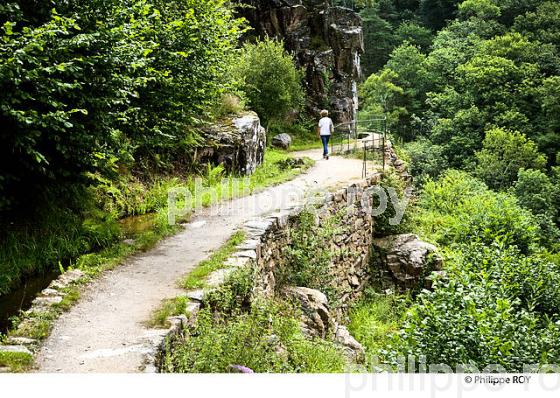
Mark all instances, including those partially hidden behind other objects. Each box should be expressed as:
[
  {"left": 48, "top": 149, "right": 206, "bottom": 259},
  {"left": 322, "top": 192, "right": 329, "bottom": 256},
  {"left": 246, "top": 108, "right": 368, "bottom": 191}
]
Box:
[{"left": 196, "top": 111, "right": 266, "bottom": 175}]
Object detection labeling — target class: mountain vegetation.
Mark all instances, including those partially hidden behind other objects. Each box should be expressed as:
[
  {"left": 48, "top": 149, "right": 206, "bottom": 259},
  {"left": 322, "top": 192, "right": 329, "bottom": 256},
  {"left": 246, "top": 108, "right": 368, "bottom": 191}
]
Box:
[{"left": 356, "top": 0, "right": 560, "bottom": 371}]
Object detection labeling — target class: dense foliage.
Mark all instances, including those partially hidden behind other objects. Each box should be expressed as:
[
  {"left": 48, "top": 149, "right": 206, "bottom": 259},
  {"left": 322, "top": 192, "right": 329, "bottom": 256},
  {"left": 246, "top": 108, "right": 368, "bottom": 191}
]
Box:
[
  {"left": 354, "top": 0, "right": 560, "bottom": 372},
  {"left": 163, "top": 268, "right": 348, "bottom": 373},
  {"left": 361, "top": 0, "right": 560, "bottom": 172},
  {"left": 375, "top": 171, "right": 560, "bottom": 371},
  {"left": 385, "top": 243, "right": 560, "bottom": 371},
  {"left": 0, "top": 0, "right": 245, "bottom": 212}
]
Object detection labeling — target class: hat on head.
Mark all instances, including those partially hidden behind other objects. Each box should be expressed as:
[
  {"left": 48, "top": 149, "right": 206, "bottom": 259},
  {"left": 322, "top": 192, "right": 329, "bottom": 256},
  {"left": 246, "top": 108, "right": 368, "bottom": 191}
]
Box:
[{"left": 320, "top": 109, "right": 329, "bottom": 117}]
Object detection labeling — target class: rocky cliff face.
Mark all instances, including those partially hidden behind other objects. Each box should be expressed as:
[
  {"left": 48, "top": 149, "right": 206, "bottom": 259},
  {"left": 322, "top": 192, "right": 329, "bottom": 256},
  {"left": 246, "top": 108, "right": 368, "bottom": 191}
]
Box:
[{"left": 239, "top": 0, "right": 363, "bottom": 125}]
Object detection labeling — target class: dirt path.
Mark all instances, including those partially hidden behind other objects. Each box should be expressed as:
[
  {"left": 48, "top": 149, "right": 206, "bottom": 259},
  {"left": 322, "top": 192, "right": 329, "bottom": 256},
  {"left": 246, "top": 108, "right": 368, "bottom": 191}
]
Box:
[{"left": 35, "top": 149, "right": 367, "bottom": 373}]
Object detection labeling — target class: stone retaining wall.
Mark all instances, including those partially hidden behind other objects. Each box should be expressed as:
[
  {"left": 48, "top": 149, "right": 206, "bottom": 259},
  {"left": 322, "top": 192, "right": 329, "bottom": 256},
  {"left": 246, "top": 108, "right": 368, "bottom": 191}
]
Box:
[{"left": 249, "top": 173, "right": 383, "bottom": 315}]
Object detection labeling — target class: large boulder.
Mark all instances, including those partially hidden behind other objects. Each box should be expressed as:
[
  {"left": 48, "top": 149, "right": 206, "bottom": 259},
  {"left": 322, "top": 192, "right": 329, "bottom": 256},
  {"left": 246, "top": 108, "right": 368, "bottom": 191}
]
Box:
[
  {"left": 372, "top": 234, "right": 443, "bottom": 289},
  {"left": 272, "top": 133, "right": 293, "bottom": 149},
  {"left": 197, "top": 111, "right": 266, "bottom": 175},
  {"left": 239, "top": 1, "right": 363, "bottom": 125}
]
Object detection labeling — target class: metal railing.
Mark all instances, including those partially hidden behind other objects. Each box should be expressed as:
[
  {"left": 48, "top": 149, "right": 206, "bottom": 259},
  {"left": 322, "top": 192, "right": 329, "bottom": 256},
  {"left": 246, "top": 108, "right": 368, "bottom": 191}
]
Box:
[
  {"left": 324, "top": 115, "right": 388, "bottom": 178},
  {"left": 356, "top": 116, "right": 387, "bottom": 178}
]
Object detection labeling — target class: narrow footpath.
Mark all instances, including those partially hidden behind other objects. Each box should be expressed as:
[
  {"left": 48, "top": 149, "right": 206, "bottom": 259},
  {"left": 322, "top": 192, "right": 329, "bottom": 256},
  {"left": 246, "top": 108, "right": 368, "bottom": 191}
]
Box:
[{"left": 36, "top": 149, "right": 367, "bottom": 372}]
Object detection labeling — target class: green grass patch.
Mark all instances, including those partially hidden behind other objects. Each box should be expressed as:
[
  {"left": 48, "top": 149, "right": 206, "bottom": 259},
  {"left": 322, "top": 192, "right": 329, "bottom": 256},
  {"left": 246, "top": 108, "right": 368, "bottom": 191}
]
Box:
[
  {"left": 10, "top": 310, "right": 57, "bottom": 341},
  {"left": 54, "top": 287, "right": 81, "bottom": 312},
  {"left": 289, "top": 139, "right": 323, "bottom": 152},
  {"left": 182, "top": 231, "right": 246, "bottom": 290},
  {"left": 248, "top": 149, "right": 313, "bottom": 188},
  {"left": 147, "top": 296, "right": 190, "bottom": 329},
  {"left": 348, "top": 292, "right": 407, "bottom": 362},
  {"left": 0, "top": 351, "right": 33, "bottom": 373}
]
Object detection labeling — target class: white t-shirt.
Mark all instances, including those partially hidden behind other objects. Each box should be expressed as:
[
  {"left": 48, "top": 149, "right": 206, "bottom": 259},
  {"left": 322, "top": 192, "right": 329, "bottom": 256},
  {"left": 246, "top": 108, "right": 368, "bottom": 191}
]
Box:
[{"left": 318, "top": 117, "right": 333, "bottom": 136}]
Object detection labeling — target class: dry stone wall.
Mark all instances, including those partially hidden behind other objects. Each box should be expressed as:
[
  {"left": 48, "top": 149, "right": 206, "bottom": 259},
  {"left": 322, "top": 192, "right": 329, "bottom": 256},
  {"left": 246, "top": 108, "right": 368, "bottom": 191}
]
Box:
[{"left": 249, "top": 173, "right": 383, "bottom": 314}]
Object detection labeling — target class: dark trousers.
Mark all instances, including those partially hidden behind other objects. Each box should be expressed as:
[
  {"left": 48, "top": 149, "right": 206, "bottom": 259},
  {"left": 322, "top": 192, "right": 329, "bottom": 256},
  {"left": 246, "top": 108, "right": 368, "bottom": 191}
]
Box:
[{"left": 321, "top": 135, "right": 330, "bottom": 156}]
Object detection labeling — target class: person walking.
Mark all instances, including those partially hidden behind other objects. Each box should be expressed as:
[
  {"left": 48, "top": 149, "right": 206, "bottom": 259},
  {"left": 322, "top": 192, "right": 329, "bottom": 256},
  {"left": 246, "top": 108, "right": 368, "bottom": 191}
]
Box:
[{"left": 317, "top": 109, "right": 334, "bottom": 160}]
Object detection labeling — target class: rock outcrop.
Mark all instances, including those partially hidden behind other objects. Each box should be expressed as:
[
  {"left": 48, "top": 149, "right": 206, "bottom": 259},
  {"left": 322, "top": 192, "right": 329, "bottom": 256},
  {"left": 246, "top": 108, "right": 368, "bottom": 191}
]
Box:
[
  {"left": 197, "top": 111, "right": 266, "bottom": 175},
  {"left": 372, "top": 234, "right": 443, "bottom": 289},
  {"left": 239, "top": 0, "right": 363, "bottom": 124},
  {"left": 285, "top": 286, "right": 334, "bottom": 338}
]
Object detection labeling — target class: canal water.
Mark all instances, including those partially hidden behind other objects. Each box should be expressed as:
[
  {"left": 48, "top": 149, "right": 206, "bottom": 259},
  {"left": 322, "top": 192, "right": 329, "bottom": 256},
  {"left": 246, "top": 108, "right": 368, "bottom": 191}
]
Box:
[
  {"left": 0, "top": 213, "right": 157, "bottom": 335},
  {"left": 0, "top": 271, "right": 59, "bottom": 335}
]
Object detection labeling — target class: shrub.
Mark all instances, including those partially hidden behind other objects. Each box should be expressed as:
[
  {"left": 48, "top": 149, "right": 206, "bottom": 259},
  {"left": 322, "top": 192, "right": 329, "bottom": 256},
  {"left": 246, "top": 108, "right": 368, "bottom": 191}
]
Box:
[
  {"left": 475, "top": 128, "right": 547, "bottom": 190},
  {"left": 512, "top": 168, "right": 560, "bottom": 247},
  {"left": 372, "top": 169, "right": 413, "bottom": 237},
  {"left": 164, "top": 267, "right": 348, "bottom": 373},
  {"left": 163, "top": 301, "right": 347, "bottom": 373},
  {"left": 416, "top": 170, "right": 540, "bottom": 254},
  {"left": 0, "top": 0, "right": 245, "bottom": 211},
  {"left": 403, "top": 138, "right": 449, "bottom": 185},
  {"left": 513, "top": 168, "right": 557, "bottom": 217},
  {"left": 384, "top": 243, "right": 560, "bottom": 371},
  {"left": 278, "top": 210, "right": 342, "bottom": 299},
  {"left": 233, "top": 38, "right": 305, "bottom": 126}
]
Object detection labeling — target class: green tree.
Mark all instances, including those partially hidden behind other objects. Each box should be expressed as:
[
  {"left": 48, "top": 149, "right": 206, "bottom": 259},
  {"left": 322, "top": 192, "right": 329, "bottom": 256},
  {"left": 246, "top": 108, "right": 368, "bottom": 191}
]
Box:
[
  {"left": 513, "top": 168, "right": 560, "bottom": 241},
  {"left": 475, "top": 128, "right": 547, "bottom": 190},
  {"left": 513, "top": 1, "right": 560, "bottom": 49},
  {"left": 395, "top": 21, "right": 434, "bottom": 52},
  {"left": 360, "top": 5, "right": 397, "bottom": 75},
  {"left": 0, "top": 0, "right": 244, "bottom": 211},
  {"left": 361, "top": 69, "right": 406, "bottom": 128},
  {"left": 384, "top": 43, "right": 431, "bottom": 139},
  {"left": 233, "top": 38, "right": 304, "bottom": 126},
  {"left": 458, "top": 0, "right": 501, "bottom": 20},
  {"left": 419, "top": 0, "right": 462, "bottom": 30}
]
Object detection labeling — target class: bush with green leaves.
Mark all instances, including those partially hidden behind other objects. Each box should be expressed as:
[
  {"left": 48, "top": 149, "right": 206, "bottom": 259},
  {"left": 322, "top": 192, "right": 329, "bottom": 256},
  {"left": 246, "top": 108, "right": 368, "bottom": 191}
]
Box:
[
  {"left": 512, "top": 168, "right": 560, "bottom": 246},
  {"left": 383, "top": 243, "right": 560, "bottom": 371},
  {"left": 232, "top": 38, "right": 305, "bottom": 126},
  {"left": 163, "top": 300, "right": 348, "bottom": 373},
  {"left": 402, "top": 138, "right": 449, "bottom": 185},
  {"left": 513, "top": 169, "right": 558, "bottom": 217},
  {"left": 277, "top": 210, "right": 343, "bottom": 299},
  {"left": 0, "top": 0, "right": 244, "bottom": 211},
  {"left": 474, "top": 128, "right": 547, "bottom": 190},
  {"left": 372, "top": 169, "right": 413, "bottom": 237},
  {"left": 416, "top": 170, "right": 540, "bottom": 254}
]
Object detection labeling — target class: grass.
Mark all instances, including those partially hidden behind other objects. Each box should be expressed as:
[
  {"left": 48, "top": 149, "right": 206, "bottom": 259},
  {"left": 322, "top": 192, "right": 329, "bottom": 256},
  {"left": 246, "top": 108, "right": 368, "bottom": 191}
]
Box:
[
  {"left": 11, "top": 310, "right": 57, "bottom": 340},
  {"left": 0, "top": 351, "right": 33, "bottom": 373},
  {"left": 347, "top": 292, "right": 408, "bottom": 363},
  {"left": 147, "top": 296, "right": 190, "bottom": 329},
  {"left": 163, "top": 299, "right": 349, "bottom": 373},
  {"left": 289, "top": 139, "right": 323, "bottom": 152},
  {"left": 182, "top": 231, "right": 246, "bottom": 290},
  {"left": 249, "top": 149, "right": 313, "bottom": 186}
]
